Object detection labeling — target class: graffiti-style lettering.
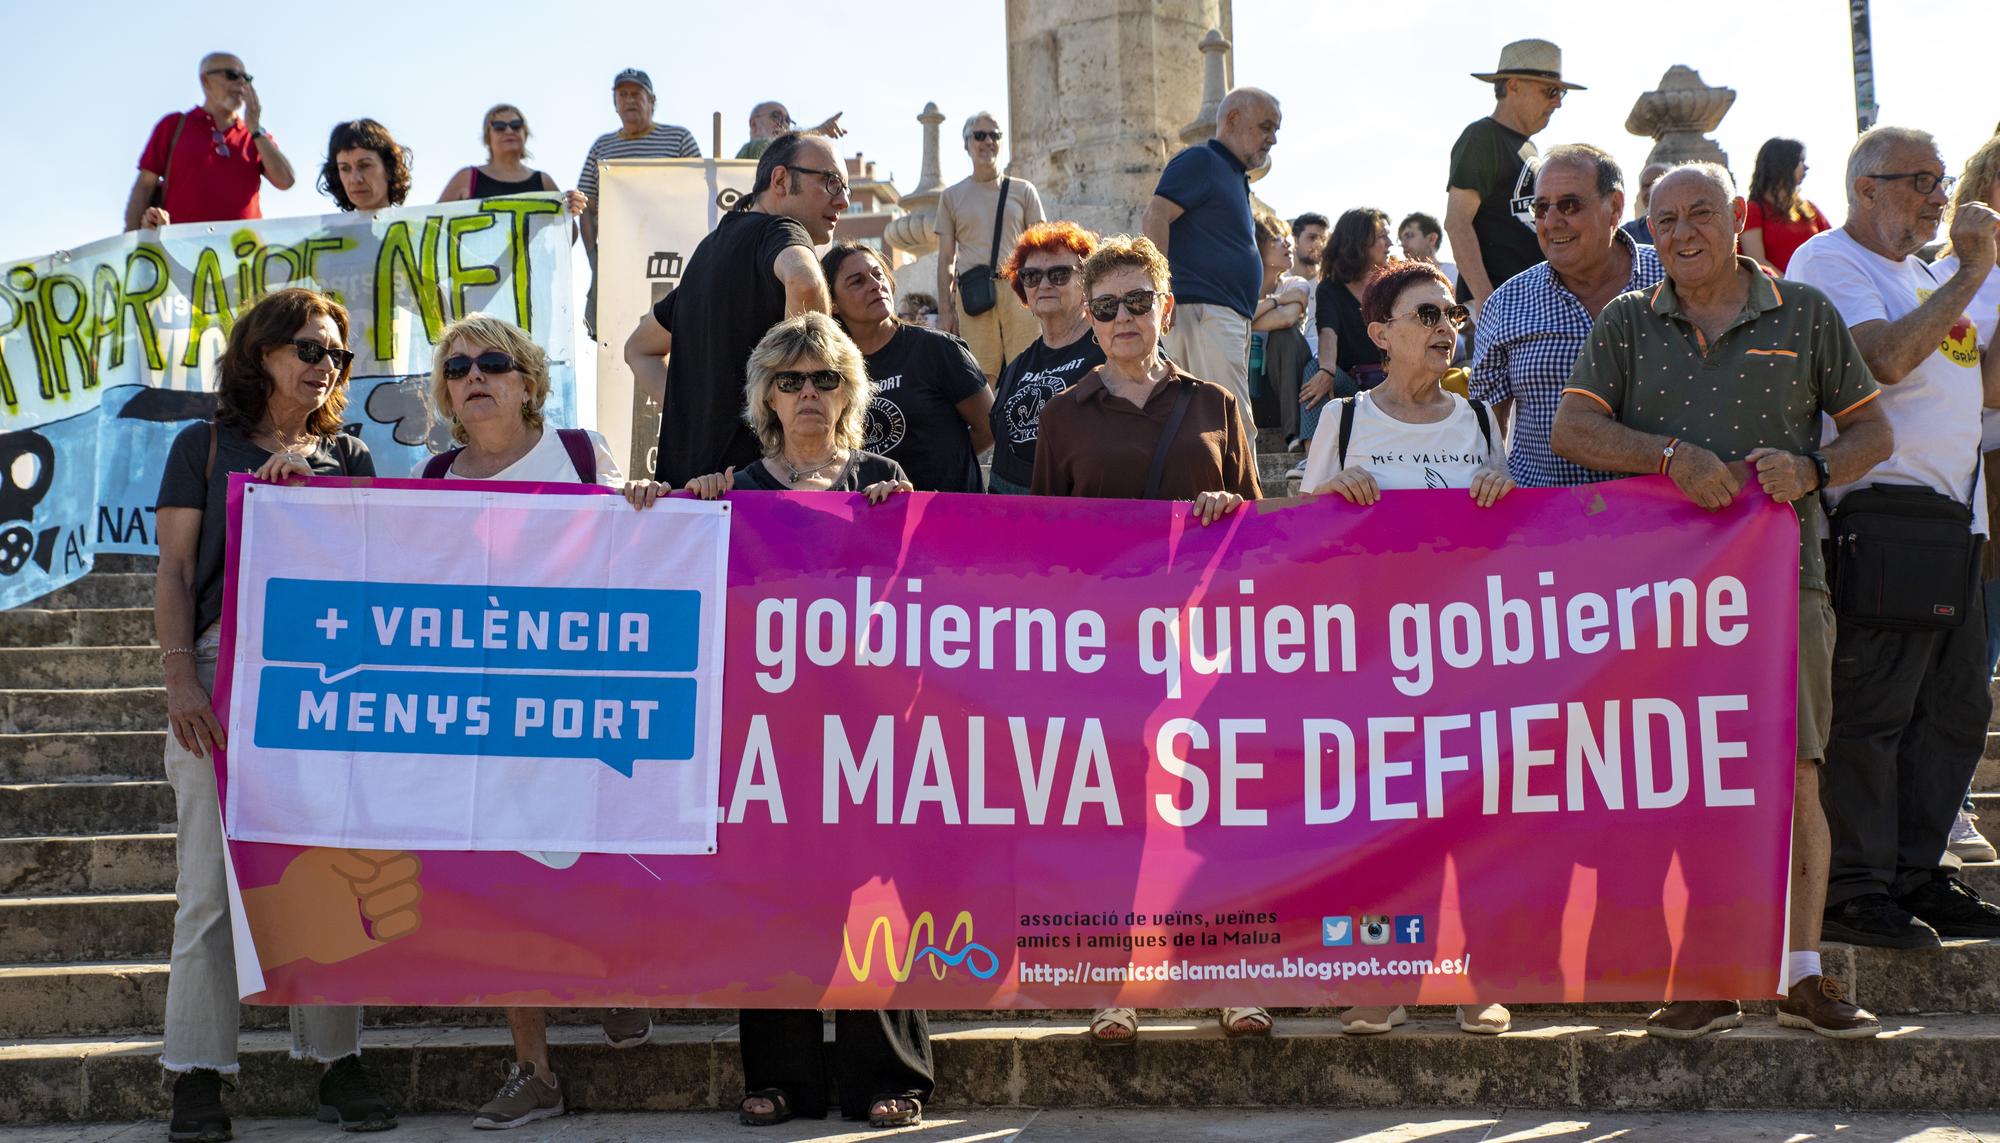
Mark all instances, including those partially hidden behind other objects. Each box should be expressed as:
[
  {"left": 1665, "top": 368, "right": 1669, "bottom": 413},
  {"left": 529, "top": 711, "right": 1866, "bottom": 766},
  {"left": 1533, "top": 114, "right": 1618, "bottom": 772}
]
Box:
[
  {"left": 181, "top": 247, "right": 234, "bottom": 369},
  {"left": 479, "top": 197, "right": 560, "bottom": 334},
  {"left": 373, "top": 218, "right": 445, "bottom": 359}
]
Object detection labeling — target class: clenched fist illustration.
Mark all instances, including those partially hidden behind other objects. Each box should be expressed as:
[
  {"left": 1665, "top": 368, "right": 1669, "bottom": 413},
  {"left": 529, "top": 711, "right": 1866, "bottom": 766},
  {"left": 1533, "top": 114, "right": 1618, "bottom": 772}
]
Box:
[{"left": 244, "top": 849, "right": 423, "bottom": 968}]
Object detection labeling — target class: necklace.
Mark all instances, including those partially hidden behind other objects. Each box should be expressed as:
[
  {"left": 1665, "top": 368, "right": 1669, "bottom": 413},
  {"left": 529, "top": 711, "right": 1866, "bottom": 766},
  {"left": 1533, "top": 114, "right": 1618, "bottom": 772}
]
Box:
[
  {"left": 782, "top": 448, "right": 843, "bottom": 484},
  {"left": 259, "top": 425, "right": 315, "bottom": 456}
]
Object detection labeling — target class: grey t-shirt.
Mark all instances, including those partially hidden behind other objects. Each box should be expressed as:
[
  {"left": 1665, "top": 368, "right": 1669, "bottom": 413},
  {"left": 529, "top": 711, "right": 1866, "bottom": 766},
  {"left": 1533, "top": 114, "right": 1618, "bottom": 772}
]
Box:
[{"left": 157, "top": 422, "right": 374, "bottom": 633}]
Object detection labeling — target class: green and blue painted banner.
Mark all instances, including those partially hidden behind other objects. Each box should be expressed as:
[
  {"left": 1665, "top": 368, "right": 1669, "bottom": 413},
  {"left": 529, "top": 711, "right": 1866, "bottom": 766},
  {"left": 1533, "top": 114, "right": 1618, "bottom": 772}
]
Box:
[{"left": 0, "top": 195, "right": 577, "bottom": 609}]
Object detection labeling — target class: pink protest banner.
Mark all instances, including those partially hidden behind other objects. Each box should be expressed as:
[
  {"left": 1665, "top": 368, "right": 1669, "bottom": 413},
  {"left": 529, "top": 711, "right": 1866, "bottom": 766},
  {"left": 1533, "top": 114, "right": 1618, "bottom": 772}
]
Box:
[{"left": 218, "top": 475, "right": 1798, "bottom": 1009}]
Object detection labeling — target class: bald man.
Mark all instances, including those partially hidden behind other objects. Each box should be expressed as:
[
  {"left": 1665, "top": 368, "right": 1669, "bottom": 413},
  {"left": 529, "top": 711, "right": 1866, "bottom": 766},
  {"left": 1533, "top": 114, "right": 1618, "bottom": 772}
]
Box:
[
  {"left": 1143, "top": 87, "right": 1282, "bottom": 434},
  {"left": 125, "top": 51, "right": 295, "bottom": 230}
]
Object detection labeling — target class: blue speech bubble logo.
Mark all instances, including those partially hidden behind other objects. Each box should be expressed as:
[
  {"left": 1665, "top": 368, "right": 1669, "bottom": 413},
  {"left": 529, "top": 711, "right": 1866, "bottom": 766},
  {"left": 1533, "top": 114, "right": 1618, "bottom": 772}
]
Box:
[
  {"left": 262, "top": 578, "right": 700, "bottom": 682},
  {"left": 251, "top": 666, "right": 697, "bottom": 776}
]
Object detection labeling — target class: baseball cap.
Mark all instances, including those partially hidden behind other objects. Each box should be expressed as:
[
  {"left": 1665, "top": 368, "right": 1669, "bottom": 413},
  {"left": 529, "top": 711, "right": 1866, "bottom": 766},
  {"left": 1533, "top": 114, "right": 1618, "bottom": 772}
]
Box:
[{"left": 612, "top": 68, "right": 654, "bottom": 95}]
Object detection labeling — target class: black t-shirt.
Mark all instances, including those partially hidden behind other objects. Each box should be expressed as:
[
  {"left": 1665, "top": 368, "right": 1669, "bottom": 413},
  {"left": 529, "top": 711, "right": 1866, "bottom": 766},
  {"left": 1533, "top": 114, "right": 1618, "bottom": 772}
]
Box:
[
  {"left": 156, "top": 422, "right": 375, "bottom": 633},
  {"left": 1446, "top": 116, "right": 1543, "bottom": 298},
  {"left": 859, "top": 324, "right": 987, "bottom": 493},
  {"left": 732, "top": 450, "right": 908, "bottom": 491},
  {"left": 989, "top": 330, "right": 1105, "bottom": 488},
  {"left": 650, "top": 209, "right": 812, "bottom": 486},
  {"left": 1314, "top": 279, "right": 1384, "bottom": 373}
]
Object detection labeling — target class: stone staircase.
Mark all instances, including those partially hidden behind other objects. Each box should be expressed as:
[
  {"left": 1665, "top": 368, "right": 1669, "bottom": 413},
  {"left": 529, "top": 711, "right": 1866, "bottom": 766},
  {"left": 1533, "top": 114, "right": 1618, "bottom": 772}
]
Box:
[{"left": 6, "top": 552, "right": 2000, "bottom": 1127}]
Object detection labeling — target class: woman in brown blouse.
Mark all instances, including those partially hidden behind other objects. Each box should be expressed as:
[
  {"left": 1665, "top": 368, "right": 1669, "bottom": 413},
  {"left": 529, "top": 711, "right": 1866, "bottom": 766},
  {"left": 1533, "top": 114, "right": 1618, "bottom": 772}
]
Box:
[
  {"left": 1029, "top": 236, "right": 1266, "bottom": 1041},
  {"left": 1029, "top": 234, "right": 1260, "bottom": 515}
]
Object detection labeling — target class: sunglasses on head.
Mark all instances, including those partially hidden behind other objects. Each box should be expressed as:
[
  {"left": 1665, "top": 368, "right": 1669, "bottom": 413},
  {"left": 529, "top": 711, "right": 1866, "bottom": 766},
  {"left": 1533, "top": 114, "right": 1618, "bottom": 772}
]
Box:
[
  {"left": 204, "top": 67, "right": 253, "bottom": 82},
  {"left": 773, "top": 369, "right": 843, "bottom": 393},
  {"left": 1086, "top": 288, "right": 1159, "bottom": 322},
  {"left": 441, "top": 351, "right": 520, "bottom": 380},
  {"left": 970, "top": 130, "right": 1002, "bottom": 143},
  {"left": 1017, "top": 266, "right": 1075, "bottom": 289},
  {"left": 1386, "top": 303, "right": 1470, "bottom": 330},
  {"left": 489, "top": 118, "right": 526, "bottom": 132},
  {"left": 290, "top": 339, "right": 355, "bottom": 370},
  {"left": 1529, "top": 195, "right": 1591, "bottom": 221}
]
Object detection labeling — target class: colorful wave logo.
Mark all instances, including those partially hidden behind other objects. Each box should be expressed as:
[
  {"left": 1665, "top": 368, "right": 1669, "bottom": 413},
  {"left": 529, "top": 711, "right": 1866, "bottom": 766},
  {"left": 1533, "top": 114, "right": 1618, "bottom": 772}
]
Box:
[{"left": 842, "top": 910, "right": 1000, "bottom": 982}]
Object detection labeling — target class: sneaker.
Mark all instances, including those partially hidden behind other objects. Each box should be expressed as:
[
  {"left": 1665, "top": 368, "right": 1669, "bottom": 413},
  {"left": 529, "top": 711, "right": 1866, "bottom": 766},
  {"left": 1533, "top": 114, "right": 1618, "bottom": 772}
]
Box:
[
  {"left": 1822, "top": 892, "right": 1941, "bottom": 948},
  {"left": 471, "top": 1062, "right": 564, "bottom": 1130},
  {"left": 1338, "top": 1005, "right": 1406, "bottom": 1034},
  {"left": 1644, "top": 999, "right": 1742, "bottom": 1038},
  {"left": 1948, "top": 810, "right": 1997, "bottom": 863},
  {"left": 1776, "top": 975, "right": 1880, "bottom": 1039},
  {"left": 1898, "top": 870, "right": 2000, "bottom": 939},
  {"left": 1286, "top": 459, "right": 1308, "bottom": 481},
  {"left": 315, "top": 1055, "right": 396, "bottom": 1133},
  {"left": 1457, "top": 1003, "right": 1511, "bottom": 1034},
  {"left": 601, "top": 1007, "right": 652, "bottom": 1048},
  {"left": 168, "top": 1068, "right": 233, "bottom": 1143}
]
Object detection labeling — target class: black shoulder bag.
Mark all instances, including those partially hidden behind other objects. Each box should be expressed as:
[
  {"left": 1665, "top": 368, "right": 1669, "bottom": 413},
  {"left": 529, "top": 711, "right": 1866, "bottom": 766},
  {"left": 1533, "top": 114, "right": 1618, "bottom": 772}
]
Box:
[
  {"left": 1829, "top": 481, "right": 1978, "bottom": 631},
  {"left": 955, "top": 177, "right": 1011, "bottom": 317}
]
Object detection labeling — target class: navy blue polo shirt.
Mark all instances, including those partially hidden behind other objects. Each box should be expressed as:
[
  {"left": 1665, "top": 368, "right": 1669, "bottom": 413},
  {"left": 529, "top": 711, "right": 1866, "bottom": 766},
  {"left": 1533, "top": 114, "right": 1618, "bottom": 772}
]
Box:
[{"left": 1154, "top": 139, "right": 1261, "bottom": 318}]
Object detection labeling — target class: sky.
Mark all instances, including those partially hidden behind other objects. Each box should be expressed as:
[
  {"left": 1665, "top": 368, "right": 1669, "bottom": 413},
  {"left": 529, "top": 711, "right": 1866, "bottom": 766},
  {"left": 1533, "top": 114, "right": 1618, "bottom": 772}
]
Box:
[{"left": 0, "top": 0, "right": 1991, "bottom": 270}]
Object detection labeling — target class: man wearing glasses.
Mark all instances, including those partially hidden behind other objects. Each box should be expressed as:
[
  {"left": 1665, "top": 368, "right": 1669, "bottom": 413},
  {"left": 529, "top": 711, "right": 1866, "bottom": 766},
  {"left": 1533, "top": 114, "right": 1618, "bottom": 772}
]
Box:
[
  {"left": 1788, "top": 126, "right": 2000, "bottom": 953},
  {"left": 1470, "top": 144, "right": 1662, "bottom": 488},
  {"left": 736, "top": 101, "right": 846, "bottom": 162},
  {"left": 623, "top": 132, "right": 846, "bottom": 487},
  {"left": 1444, "top": 39, "right": 1581, "bottom": 320},
  {"left": 124, "top": 52, "right": 296, "bottom": 230}
]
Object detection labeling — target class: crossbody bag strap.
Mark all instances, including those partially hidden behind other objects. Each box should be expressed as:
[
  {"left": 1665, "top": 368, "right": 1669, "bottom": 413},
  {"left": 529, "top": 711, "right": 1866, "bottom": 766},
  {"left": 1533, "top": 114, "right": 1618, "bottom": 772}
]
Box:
[
  {"left": 162, "top": 112, "right": 190, "bottom": 189},
  {"left": 422, "top": 447, "right": 465, "bottom": 479},
  {"left": 1467, "top": 397, "right": 1495, "bottom": 456},
  {"left": 555, "top": 428, "right": 598, "bottom": 484},
  {"left": 1142, "top": 379, "right": 1197, "bottom": 501},
  {"left": 1335, "top": 396, "right": 1359, "bottom": 471},
  {"left": 987, "top": 177, "right": 1012, "bottom": 272}
]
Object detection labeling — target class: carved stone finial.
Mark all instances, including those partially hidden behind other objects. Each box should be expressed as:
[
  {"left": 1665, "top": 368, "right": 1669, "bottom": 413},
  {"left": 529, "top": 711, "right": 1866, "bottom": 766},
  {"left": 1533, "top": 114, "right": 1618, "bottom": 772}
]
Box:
[
  {"left": 885, "top": 103, "right": 946, "bottom": 256},
  {"left": 1625, "top": 66, "right": 1737, "bottom": 169},
  {"left": 1179, "top": 29, "right": 1232, "bottom": 148}
]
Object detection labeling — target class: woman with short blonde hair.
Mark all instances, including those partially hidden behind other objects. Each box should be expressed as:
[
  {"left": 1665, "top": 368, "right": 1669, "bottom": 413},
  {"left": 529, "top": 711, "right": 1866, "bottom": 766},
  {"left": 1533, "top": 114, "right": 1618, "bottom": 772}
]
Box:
[{"left": 437, "top": 103, "right": 587, "bottom": 214}]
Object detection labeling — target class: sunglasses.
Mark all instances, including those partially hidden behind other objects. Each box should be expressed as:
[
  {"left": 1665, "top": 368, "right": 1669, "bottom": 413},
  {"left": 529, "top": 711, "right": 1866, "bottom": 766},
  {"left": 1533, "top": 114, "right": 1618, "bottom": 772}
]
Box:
[
  {"left": 1386, "top": 303, "right": 1470, "bottom": 330},
  {"left": 1086, "top": 289, "right": 1160, "bottom": 322},
  {"left": 773, "top": 369, "right": 843, "bottom": 393},
  {"left": 290, "top": 340, "right": 355, "bottom": 370},
  {"left": 1868, "top": 171, "right": 1956, "bottom": 195},
  {"left": 970, "top": 130, "right": 1003, "bottom": 143},
  {"left": 1017, "top": 266, "right": 1075, "bottom": 289},
  {"left": 204, "top": 67, "right": 253, "bottom": 82},
  {"left": 1529, "top": 195, "right": 1591, "bottom": 221},
  {"left": 210, "top": 128, "right": 232, "bottom": 157},
  {"left": 489, "top": 118, "right": 526, "bottom": 132},
  {"left": 441, "top": 351, "right": 520, "bottom": 380}
]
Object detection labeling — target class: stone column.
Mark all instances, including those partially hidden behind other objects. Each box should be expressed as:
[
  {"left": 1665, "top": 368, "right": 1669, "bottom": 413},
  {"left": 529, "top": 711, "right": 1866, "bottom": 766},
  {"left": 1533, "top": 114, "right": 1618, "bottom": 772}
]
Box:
[
  {"left": 1006, "top": 0, "right": 1229, "bottom": 236},
  {"left": 1625, "top": 66, "right": 1737, "bottom": 170},
  {"left": 885, "top": 103, "right": 947, "bottom": 307}
]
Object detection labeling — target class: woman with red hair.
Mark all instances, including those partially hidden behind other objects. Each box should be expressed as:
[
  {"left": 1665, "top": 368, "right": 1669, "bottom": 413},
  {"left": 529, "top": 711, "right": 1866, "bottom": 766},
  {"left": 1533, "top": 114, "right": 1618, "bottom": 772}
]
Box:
[{"left": 988, "top": 221, "right": 1103, "bottom": 494}]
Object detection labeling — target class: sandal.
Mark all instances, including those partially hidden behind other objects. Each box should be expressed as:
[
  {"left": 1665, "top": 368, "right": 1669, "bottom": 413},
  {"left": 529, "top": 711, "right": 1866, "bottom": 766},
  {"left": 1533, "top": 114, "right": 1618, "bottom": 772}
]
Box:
[
  {"left": 868, "top": 1096, "right": 922, "bottom": 1129},
  {"left": 739, "top": 1088, "right": 792, "bottom": 1127},
  {"left": 1220, "top": 1006, "right": 1273, "bottom": 1037},
  {"left": 1089, "top": 1006, "right": 1139, "bottom": 1044}
]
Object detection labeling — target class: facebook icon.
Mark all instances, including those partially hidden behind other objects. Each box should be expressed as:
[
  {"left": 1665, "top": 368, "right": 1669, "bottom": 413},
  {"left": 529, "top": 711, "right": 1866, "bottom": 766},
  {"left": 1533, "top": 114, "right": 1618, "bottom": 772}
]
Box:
[{"left": 1395, "top": 915, "right": 1426, "bottom": 944}]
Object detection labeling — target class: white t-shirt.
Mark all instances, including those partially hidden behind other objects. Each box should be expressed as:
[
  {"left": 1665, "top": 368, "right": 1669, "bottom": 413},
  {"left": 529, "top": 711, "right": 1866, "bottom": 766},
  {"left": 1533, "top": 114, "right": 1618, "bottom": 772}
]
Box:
[
  {"left": 1299, "top": 390, "right": 1501, "bottom": 492},
  {"left": 1934, "top": 254, "right": 2000, "bottom": 456},
  {"left": 416, "top": 427, "right": 624, "bottom": 485},
  {"left": 1790, "top": 229, "right": 1986, "bottom": 532},
  {"left": 1278, "top": 272, "right": 1314, "bottom": 334}
]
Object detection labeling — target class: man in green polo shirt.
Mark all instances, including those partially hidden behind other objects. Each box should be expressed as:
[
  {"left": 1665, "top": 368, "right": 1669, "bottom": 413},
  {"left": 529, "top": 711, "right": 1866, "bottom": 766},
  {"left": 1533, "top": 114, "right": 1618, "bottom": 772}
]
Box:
[{"left": 1550, "top": 163, "right": 1894, "bottom": 1040}]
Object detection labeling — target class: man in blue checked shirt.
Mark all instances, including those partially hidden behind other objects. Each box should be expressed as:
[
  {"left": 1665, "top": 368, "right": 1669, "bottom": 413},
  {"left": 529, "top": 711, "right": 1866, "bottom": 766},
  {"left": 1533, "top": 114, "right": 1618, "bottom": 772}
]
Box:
[{"left": 1470, "top": 143, "right": 1663, "bottom": 487}]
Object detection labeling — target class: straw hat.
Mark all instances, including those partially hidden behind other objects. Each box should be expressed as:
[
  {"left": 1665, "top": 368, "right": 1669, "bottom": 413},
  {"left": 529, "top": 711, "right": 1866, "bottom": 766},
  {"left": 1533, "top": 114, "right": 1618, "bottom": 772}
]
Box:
[{"left": 1471, "top": 39, "right": 1586, "bottom": 91}]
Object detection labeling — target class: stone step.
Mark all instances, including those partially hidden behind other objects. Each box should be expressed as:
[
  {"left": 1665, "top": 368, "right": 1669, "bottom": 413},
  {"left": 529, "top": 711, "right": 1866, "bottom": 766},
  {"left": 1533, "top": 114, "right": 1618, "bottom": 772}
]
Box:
[
  {"left": 0, "top": 731, "right": 166, "bottom": 784},
  {"left": 0, "top": 893, "right": 174, "bottom": 963},
  {"left": 0, "top": 688, "right": 166, "bottom": 734},
  {"left": 0, "top": 647, "right": 161, "bottom": 690},
  {"left": 25, "top": 574, "right": 155, "bottom": 612},
  {"left": 0, "top": 780, "right": 173, "bottom": 839},
  {"left": 0, "top": 833, "right": 174, "bottom": 896},
  {"left": 8, "top": 1015, "right": 2000, "bottom": 1123},
  {"left": 1253, "top": 451, "right": 1304, "bottom": 491},
  {"left": 0, "top": 608, "right": 155, "bottom": 649}
]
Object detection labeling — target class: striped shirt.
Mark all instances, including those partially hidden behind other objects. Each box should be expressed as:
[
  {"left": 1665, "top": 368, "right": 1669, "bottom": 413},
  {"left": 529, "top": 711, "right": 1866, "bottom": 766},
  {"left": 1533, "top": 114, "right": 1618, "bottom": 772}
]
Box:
[{"left": 576, "top": 124, "right": 701, "bottom": 200}]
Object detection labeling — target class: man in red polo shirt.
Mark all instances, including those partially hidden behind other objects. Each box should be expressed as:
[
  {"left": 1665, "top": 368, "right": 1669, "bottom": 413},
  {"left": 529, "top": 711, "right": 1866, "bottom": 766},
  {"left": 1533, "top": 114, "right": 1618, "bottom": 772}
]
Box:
[{"left": 124, "top": 52, "right": 297, "bottom": 229}]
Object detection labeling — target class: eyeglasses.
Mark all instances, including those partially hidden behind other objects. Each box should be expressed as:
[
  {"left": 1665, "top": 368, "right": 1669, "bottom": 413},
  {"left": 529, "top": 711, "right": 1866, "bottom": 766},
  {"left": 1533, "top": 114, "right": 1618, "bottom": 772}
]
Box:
[
  {"left": 1868, "top": 171, "right": 1956, "bottom": 195},
  {"left": 290, "top": 340, "right": 356, "bottom": 370},
  {"left": 1385, "top": 303, "right": 1470, "bottom": 330},
  {"left": 489, "top": 118, "right": 526, "bottom": 132},
  {"left": 441, "top": 351, "right": 520, "bottom": 380},
  {"left": 970, "top": 130, "right": 1003, "bottom": 143},
  {"left": 773, "top": 369, "right": 843, "bottom": 393},
  {"left": 1529, "top": 195, "right": 1591, "bottom": 221},
  {"left": 1086, "top": 289, "right": 1160, "bottom": 322},
  {"left": 782, "top": 164, "right": 848, "bottom": 198},
  {"left": 1017, "top": 266, "right": 1075, "bottom": 288},
  {"left": 204, "top": 67, "right": 253, "bottom": 82}
]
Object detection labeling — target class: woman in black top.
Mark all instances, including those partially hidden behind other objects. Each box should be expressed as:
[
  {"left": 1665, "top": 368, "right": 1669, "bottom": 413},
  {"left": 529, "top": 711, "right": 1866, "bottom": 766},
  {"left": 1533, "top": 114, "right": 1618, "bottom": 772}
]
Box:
[
  {"left": 151, "top": 287, "right": 392, "bottom": 1137},
  {"left": 819, "top": 242, "right": 993, "bottom": 492},
  {"left": 988, "top": 220, "right": 1103, "bottom": 494},
  {"left": 1301, "top": 207, "right": 1391, "bottom": 448},
  {"left": 437, "top": 103, "right": 586, "bottom": 214},
  {"left": 679, "top": 313, "right": 925, "bottom": 1130}
]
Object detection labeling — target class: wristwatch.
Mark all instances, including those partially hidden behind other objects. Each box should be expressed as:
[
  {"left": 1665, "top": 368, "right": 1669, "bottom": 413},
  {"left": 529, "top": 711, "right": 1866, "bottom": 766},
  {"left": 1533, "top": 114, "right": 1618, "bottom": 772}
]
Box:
[
  {"left": 250, "top": 126, "right": 268, "bottom": 140},
  {"left": 1806, "top": 450, "right": 1831, "bottom": 491}
]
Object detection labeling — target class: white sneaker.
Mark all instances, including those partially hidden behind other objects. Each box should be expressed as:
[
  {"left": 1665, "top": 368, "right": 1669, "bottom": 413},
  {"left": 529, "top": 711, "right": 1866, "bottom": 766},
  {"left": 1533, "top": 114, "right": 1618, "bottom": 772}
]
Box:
[
  {"left": 1948, "top": 810, "right": 1997, "bottom": 863},
  {"left": 1286, "top": 460, "right": 1307, "bottom": 480}
]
